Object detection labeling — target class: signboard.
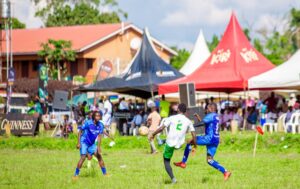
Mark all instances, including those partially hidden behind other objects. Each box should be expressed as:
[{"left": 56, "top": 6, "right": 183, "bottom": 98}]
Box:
[
  {"left": 8, "top": 67, "right": 15, "bottom": 86},
  {"left": 98, "top": 60, "right": 113, "bottom": 80},
  {"left": 0, "top": 113, "right": 39, "bottom": 136}
]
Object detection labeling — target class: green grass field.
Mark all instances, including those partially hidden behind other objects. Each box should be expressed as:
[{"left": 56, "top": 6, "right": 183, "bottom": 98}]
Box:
[{"left": 0, "top": 132, "right": 300, "bottom": 189}]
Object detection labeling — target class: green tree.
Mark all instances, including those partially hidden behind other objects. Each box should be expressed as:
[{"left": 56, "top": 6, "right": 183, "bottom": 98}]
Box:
[
  {"left": 290, "top": 8, "right": 300, "bottom": 48},
  {"left": 243, "top": 28, "right": 251, "bottom": 41},
  {"left": 33, "top": 0, "right": 127, "bottom": 26},
  {"left": 1, "top": 18, "right": 26, "bottom": 29},
  {"left": 207, "top": 34, "right": 219, "bottom": 51},
  {"left": 170, "top": 47, "right": 190, "bottom": 70},
  {"left": 38, "top": 39, "right": 76, "bottom": 81},
  {"left": 264, "top": 32, "right": 294, "bottom": 65}
]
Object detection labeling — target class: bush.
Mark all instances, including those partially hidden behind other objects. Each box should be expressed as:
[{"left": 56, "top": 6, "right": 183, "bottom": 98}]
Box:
[{"left": 12, "top": 78, "right": 75, "bottom": 99}]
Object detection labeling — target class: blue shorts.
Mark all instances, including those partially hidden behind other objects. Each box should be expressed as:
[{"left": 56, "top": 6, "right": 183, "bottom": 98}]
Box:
[
  {"left": 80, "top": 142, "right": 97, "bottom": 156},
  {"left": 196, "top": 136, "right": 218, "bottom": 157}
]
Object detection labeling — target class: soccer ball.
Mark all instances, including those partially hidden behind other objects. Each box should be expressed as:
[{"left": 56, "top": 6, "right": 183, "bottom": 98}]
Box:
[
  {"left": 109, "top": 141, "right": 115, "bottom": 147},
  {"left": 139, "top": 126, "right": 149, "bottom": 136}
]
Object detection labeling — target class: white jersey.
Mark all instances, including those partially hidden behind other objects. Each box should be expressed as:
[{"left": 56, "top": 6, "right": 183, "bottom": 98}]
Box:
[{"left": 162, "top": 114, "right": 195, "bottom": 148}]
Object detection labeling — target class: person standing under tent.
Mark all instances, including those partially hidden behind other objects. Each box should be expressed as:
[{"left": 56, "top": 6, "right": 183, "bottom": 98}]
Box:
[
  {"left": 147, "top": 102, "right": 161, "bottom": 154},
  {"left": 103, "top": 96, "right": 113, "bottom": 132},
  {"left": 158, "top": 95, "right": 171, "bottom": 144}
]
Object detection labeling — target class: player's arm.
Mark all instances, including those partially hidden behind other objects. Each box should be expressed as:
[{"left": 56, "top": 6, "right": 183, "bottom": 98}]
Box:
[
  {"left": 97, "top": 134, "right": 102, "bottom": 154},
  {"left": 150, "top": 118, "right": 169, "bottom": 139},
  {"left": 191, "top": 131, "right": 197, "bottom": 148},
  {"left": 103, "top": 130, "right": 114, "bottom": 141},
  {"left": 76, "top": 130, "right": 82, "bottom": 149},
  {"left": 194, "top": 113, "right": 202, "bottom": 122},
  {"left": 150, "top": 125, "right": 166, "bottom": 139}
]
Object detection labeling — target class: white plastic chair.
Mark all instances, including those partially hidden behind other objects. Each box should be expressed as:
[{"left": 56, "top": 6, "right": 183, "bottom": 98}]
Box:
[
  {"left": 263, "top": 113, "right": 278, "bottom": 134},
  {"left": 263, "top": 122, "right": 277, "bottom": 134},
  {"left": 285, "top": 113, "right": 300, "bottom": 134},
  {"left": 277, "top": 113, "right": 287, "bottom": 132}
]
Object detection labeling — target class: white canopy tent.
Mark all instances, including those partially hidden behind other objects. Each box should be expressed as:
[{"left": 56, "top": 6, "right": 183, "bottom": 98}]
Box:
[
  {"left": 179, "top": 30, "right": 210, "bottom": 75},
  {"left": 249, "top": 50, "right": 300, "bottom": 90}
]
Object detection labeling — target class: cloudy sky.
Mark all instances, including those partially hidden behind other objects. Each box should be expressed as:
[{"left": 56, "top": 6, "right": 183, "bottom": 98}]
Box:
[{"left": 12, "top": 0, "right": 300, "bottom": 50}]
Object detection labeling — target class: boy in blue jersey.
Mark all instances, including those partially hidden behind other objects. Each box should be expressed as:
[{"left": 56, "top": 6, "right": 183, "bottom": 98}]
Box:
[
  {"left": 174, "top": 103, "right": 231, "bottom": 181},
  {"left": 73, "top": 111, "right": 108, "bottom": 178}
]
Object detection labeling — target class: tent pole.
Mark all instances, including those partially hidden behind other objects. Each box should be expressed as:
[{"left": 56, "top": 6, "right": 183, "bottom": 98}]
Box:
[
  {"left": 242, "top": 88, "right": 248, "bottom": 131},
  {"left": 70, "top": 89, "right": 74, "bottom": 120}
]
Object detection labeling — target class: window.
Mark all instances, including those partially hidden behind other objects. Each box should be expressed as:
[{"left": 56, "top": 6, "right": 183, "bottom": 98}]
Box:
[
  {"left": 21, "top": 61, "right": 29, "bottom": 78},
  {"left": 32, "top": 61, "right": 39, "bottom": 71},
  {"left": 86, "top": 59, "right": 94, "bottom": 69},
  {"left": 71, "top": 60, "right": 78, "bottom": 76}
]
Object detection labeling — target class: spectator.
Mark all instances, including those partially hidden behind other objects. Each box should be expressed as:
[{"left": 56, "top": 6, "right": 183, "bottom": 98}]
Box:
[
  {"left": 264, "top": 92, "right": 278, "bottom": 113},
  {"left": 281, "top": 98, "right": 289, "bottom": 113},
  {"left": 296, "top": 95, "right": 300, "bottom": 104},
  {"left": 130, "top": 110, "right": 143, "bottom": 136},
  {"left": 98, "top": 98, "right": 105, "bottom": 115},
  {"left": 160, "top": 95, "right": 170, "bottom": 119},
  {"left": 80, "top": 101, "right": 88, "bottom": 118},
  {"left": 288, "top": 93, "right": 296, "bottom": 107},
  {"left": 246, "top": 96, "right": 255, "bottom": 108},
  {"left": 62, "top": 114, "right": 73, "bottom": 138},
  {"left": 247, "top": 107, "right": 258, "bottom": 130},
  {"left": 221, "top": 108, "right": 233, "bottom": 130},
  {"left": 119, "top": 97, "right": 129, "bottom": 111},
  {"left": 147, "top": 105, "right": 161, "bottom": 154},
  {"left": 232, "top": 108, "right": 243, "bottom": 128},
  {"left": 103, "top": 96, "right": 113, "bottom": 131}
]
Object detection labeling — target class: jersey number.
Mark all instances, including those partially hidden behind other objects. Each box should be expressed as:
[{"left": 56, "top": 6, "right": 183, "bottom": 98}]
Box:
[{"left": 176, "top": 122, "right": 182, "bottom": 131}]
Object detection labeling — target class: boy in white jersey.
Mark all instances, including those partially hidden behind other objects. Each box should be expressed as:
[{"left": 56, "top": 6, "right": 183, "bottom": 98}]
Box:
[{"left": 150, "top": 103, "right": 196, "bottom": 184}]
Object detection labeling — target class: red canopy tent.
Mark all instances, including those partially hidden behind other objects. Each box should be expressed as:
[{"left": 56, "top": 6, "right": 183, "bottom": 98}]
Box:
[{"left": 159, "top": 13, "right": 275, "bottom": 94}]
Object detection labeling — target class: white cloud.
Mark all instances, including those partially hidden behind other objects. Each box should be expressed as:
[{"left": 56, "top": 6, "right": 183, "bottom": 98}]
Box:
[
  {"left": 161, "top": 0, "right": 231, "bottom": 26},
  {"left": 12, "top": 0, "right": 44, "bottom": 28},
  {"left": 163, "top": 39, "right": 194, "bottom": 51}
]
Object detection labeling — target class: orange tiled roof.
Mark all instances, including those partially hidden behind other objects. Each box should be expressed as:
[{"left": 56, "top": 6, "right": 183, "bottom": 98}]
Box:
[{"left": 1, "top": 23, "right": 130, "bottom": 55}]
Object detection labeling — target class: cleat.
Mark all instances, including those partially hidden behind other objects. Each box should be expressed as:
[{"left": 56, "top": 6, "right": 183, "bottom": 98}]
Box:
[
  {"left": 171, "top": 178, "right": 177, "bottom": 184},
  {"left": 104, "top": 173, "right": 111, "bottom": 177},
  {"left": 173, "top": 161, "right": 186, "bottom": 169},
  {"left": 224, "top": 171, "right": 231, "bottom": 181}
]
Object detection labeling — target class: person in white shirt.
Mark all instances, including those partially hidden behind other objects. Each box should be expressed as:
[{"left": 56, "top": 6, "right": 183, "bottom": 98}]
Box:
[
  {"left": 118, "top": 97, "right": 129, "bottom": 111},
  {"left": 150, "top": 103, "right": 196, "bottom": 184},
  {"left": 103, "top": 96, "right": 112, "bottom": 130}
]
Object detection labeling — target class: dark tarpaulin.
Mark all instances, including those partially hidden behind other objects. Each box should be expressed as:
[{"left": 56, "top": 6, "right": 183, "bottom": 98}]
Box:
[{"left": 78, "top": 29, "right": 183, "bottom": 99}]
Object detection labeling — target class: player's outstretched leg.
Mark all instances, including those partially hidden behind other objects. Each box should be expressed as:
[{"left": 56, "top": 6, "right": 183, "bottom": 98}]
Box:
[
  {"left": 74, "top": 155, "right": 87, "bottom": 177},
  {"left": 163, "top": 144, "right": 176, "bottom": 183},
  {"left": 207, "top": 156, "right": 231, "bottom": 181},
  {"left": 164, "top": 158, "right": 176, "bottom": 184},
  {"left": 174, "top": 143, "right": 192, "bottom": 168},
  {"left": 95, "top": 152, "right": 107, "bottom": 176},
  {"left": 174, "top": 136, "right": 210, "bottom": 169}
]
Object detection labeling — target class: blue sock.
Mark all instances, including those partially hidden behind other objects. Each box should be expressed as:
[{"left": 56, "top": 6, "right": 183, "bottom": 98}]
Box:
[
  {"left": 101, "top": 167, "right": 107, "bottom": 175},
  {"left": 182, "top": 144, "right": 192, "bottom": 163},
  {"left": 208, "top": 159, "right": 226, "bottom": 174},
  {"left": 74, "top": 168, "right": 80, "bottom": 176}
]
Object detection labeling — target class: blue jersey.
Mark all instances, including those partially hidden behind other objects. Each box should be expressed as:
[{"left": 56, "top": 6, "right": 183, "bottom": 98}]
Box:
[
  {"left": 203, "top": 112, "right": 220, "bottom": 145},
  {"left": 80, "top": 119, "right": 104, "bottom": 146}
]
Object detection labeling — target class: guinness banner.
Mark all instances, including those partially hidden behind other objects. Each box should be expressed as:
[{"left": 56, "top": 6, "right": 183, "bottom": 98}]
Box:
[{"left": 0, "top": 113, "right": 39, "bottom": 136}]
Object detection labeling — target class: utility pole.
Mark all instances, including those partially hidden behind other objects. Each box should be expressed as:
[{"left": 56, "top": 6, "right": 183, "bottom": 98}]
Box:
[{"left": 1, "top": 0, "right": 13, "bottom": 113}]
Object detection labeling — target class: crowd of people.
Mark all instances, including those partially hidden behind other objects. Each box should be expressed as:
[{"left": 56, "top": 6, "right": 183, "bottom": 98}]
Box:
[{"left": 60, "top": 91, "right": 300, "bottom": 139}]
